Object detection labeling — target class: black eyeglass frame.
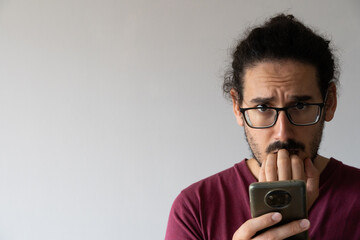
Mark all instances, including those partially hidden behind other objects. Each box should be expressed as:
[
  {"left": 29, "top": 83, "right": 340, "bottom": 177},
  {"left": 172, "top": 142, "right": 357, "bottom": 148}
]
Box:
[{"left": 239, "top": 102, "right": 326, "bottom": 129}]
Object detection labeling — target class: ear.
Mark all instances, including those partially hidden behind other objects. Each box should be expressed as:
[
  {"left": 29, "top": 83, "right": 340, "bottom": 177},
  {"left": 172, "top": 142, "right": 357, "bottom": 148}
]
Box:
[
  {"left": 324, "top": 82, "right": 337, "bottom": 122},
  {"left": 230, "top": 89, "right": 245, "bottom": 126}
]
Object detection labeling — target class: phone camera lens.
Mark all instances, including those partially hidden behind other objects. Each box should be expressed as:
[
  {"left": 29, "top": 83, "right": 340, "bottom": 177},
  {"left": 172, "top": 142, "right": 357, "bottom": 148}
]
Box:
[{"left": 265, "top": 190, "right": 292, "bottom": 208}]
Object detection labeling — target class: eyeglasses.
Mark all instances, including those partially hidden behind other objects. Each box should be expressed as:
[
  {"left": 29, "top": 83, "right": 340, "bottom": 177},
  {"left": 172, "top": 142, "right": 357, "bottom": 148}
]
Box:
[{"left": 239, "top": 102, "right": 325, "bottom": 129}]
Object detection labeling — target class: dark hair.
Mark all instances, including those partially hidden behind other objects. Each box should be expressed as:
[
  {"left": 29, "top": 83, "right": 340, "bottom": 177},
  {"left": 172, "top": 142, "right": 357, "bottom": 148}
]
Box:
[{"left": 223, "top": 14, "right": 338, "bottom": 103}]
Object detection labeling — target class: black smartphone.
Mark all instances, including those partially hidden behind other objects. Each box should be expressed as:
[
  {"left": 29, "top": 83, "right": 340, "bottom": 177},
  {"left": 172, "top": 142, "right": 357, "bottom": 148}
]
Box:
[{"left": 249, "top": 180, "right": 308, "bottom": 240}]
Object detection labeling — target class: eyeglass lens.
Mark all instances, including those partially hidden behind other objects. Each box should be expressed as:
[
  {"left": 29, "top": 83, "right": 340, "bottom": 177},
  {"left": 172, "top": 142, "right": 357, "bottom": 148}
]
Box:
[{"left": 244, "top": 105, "right": 321, "bottom": 128}]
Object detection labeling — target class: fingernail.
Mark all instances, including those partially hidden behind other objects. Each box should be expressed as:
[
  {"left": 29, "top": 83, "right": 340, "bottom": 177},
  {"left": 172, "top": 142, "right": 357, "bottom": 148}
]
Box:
[
  {"left": 299, "top": 219, "right": 310, "bottom": 229},
  {"left": 271, "top": 212, "right": 281, "bottom": 221}
]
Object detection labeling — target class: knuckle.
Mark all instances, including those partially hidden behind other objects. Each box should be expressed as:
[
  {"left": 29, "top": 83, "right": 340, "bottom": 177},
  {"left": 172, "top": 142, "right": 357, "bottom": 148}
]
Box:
[
  {"left": 290, "top": 222, "right": 301, "bottom": 235},
  {"left": 259, "top": 216, "right": 271, "bottom": 226},
  {"left": 265, "top": 166, "right": 275, "bottom": 175},
  {"left": 261, "top": 232, "right": 276, "bottom": 240},
  {"left": 240, "top": 223, "right": 250, "bottom": 234},
  {"left": 265, "top": 158, "right": 274, "bottom": 168},
  {"left": 277, "top": 160, "right": 288, "bottom": 170},
  {"left": 293, "top": 162, "right": 303, "bottom": 171},
  {"left": 265, "top": 167, "right": 274, "bottom": 175},
  {"left": 237, "top": 220, "right": 254, "bottom": 237},
  {"left": 277, "top": 156, "right": 289, "bottom": 166},
  {"left": 291, "top": 156, "right": 302, "bottom": 164}
]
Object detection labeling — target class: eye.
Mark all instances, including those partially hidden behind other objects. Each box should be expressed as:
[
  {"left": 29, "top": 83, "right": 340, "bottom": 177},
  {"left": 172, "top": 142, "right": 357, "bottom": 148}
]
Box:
[
  {"left": 294, "top": 102, "right": 306, "bottom": 110},
  {"left": 257, "top": 104, "right": 269, "bottom": 112}
]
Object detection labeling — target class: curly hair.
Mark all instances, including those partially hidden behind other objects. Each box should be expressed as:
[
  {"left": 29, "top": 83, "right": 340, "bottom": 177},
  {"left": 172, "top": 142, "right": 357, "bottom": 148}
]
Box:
[{"left": 223, "top": 14, "right": 338, "bottom": 103}]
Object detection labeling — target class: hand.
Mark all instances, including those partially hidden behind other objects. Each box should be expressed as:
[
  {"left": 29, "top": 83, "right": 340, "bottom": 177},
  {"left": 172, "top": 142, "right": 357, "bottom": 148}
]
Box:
[
  {"left": 258, "top": 149, "right": 320, "bottom": 210},
  {"left": 232, "top": 212, "right": 310, "bottom": 240}
]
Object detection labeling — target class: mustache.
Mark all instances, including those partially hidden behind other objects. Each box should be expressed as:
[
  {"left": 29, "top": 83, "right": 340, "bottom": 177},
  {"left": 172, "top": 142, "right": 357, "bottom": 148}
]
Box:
[{"left": 266, "top": 139, "right": 305, "bottom": 155}]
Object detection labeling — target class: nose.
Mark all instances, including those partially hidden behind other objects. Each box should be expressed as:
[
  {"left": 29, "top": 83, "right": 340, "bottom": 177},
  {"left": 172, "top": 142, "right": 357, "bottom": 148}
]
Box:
[{"left": 273, "top": 111, "right": 294, "bottom": 142}]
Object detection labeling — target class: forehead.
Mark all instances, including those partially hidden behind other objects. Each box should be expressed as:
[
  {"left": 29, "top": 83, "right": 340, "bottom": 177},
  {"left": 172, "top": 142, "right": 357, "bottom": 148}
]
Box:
[{"left": 242, "top": 60, "right": 322, "bottom": 103}]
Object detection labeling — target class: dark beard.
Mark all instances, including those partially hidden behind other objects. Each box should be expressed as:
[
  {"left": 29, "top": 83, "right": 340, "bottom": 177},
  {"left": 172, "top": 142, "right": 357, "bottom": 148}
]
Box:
[
  {"left": 266, "top": 139, "right": 305, "bottom": 155},
  {"left": 244, "top": 119, "right": 325, "bottom": 166}
]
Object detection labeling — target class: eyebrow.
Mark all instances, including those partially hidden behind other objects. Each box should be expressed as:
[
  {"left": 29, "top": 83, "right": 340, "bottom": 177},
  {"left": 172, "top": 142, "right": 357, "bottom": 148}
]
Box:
[
  {"left": 289, "top": 95, "right": 313, "bottom": 101},
  {"left": 250, "top": 97, "right": 274, "bottom": 104},
  {"left": 249, "top": 95, "right": 313, "bottom": 104}
]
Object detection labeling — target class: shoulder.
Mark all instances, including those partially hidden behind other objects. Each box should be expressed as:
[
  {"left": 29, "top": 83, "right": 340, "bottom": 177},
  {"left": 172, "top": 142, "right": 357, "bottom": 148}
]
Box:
[
  {"left": 328, "top": 158, "right": 360, "bottom": 181},
  {"left": 319, "top": 158, "right": 360, "bottom": 196},
  {"left": 311, "top": 158, "right": 360, "bottom": 238},
  {"left": 165, "top": 160, "right": 254, "bottom": 239},
  {"left": 180, "top": 159, "right": 254, "bottom": 200},
  {"left": 171, "top": 159, "right": 255, "bottom": 223}
]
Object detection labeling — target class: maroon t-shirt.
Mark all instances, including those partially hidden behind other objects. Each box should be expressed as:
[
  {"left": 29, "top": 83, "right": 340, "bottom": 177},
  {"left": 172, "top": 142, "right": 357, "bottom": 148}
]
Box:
[{"left": 165, "top": 158, "right": 360, "bottom": 239}]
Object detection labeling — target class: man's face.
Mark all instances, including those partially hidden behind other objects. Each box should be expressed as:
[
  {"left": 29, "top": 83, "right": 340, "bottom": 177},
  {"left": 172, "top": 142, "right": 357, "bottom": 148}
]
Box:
[{"left": 232, "top": 60, "right": 335, "bottom": 164}]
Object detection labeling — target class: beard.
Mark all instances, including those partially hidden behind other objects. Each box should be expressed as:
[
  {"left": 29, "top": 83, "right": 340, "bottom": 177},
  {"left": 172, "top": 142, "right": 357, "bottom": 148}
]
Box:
[{"left": 244, "top": 119, "right": 325, "bottom": 166}]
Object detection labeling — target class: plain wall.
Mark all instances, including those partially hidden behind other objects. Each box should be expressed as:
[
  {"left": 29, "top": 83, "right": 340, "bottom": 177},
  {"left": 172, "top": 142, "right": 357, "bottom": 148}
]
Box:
[{"left": 0, "top": 0, "right": 359, "bottom": 239}]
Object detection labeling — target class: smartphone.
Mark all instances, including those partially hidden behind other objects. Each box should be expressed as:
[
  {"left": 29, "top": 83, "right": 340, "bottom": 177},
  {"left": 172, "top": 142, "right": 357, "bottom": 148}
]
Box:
[{"left": 249, "top": 180, "right": 308, "bottom": 240}]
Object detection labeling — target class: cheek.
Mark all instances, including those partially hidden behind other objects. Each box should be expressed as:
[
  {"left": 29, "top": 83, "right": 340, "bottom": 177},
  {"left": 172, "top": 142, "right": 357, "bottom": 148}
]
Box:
[
  {"left": 293, "top": 126, "right": 321, "bottom": 152},
  {"left": 296, "top": 126, "right": 316, "bottom": 142},
  {"left": 248, "top": 129, "right": 272, "bottom": 148}
]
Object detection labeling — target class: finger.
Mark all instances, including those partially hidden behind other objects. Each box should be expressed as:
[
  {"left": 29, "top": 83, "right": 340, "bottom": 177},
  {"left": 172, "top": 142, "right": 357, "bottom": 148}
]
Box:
[
  {"left": 304, "top": 158, "right": 319, "bottom": 194},
  {"left": 304, "top": 158, "right": 319, "bottom": 179},
  {"left": 254, "top": 219, "right": 310, "bottom": 240},
  {"left": 277, "top": 149, "right": 291, "bottom": 180},
  {"left": 304, "top": 158, "right": 320, "bottom": 209},
  {"left": 265, "top": 153, "right": 277, "bottom": 181},
  {"left": 232, "top": 212, "right": 282, "bottom": 240},
  {"left": 291, "top": 155, "right": 305, "bottom": 180},
  {"left": 258, "top": 158, "right": 266, "bottom": 182}
]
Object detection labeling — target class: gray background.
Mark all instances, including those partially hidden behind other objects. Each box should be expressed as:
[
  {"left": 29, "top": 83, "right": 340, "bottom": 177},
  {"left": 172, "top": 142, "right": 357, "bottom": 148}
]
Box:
[{"left": 0, "top": 0, "right": 359, "bottom": 239}]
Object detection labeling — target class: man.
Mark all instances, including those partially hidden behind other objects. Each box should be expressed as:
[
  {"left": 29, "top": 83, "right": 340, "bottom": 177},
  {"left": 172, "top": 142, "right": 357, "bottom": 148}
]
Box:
[{"left": 165, "top": 14, "right": 360, "bottom": 240}]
